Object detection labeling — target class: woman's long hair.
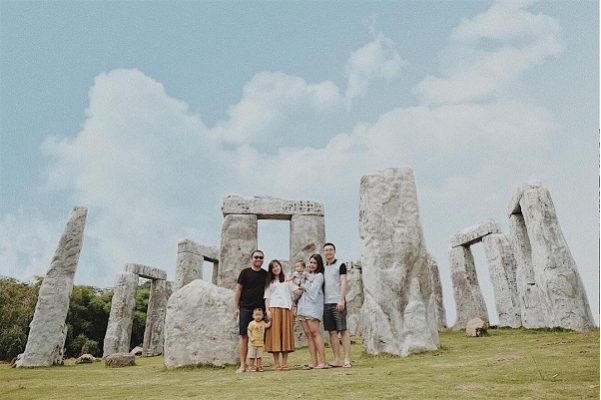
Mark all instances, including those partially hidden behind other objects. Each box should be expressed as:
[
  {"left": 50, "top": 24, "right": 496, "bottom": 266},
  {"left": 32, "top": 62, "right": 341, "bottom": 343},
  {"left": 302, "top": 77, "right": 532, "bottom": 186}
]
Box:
[
  {"left": 309, "top": 253, "right": 325, "bottom": 274},
  {"left": 266, "top": 259, "right": 285, "bottom": 287}
]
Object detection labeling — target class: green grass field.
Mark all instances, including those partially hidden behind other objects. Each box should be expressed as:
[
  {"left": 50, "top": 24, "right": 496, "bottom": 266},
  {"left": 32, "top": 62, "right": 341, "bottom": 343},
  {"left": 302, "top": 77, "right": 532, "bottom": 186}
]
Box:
[{"left": 2, "top": 328, "right": 598, "bottom": 399}]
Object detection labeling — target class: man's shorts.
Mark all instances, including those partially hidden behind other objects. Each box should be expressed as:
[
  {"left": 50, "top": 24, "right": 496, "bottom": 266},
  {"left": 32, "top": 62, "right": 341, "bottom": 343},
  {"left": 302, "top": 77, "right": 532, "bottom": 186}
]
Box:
[
  {"left": 239, "top": 308, "right": 254, "bottom": 336},
  {"left": 323, "top": 303, "right": 347, "bottom": 332},
  {"left": 247, "top": 346, "right": 263, "bottom": 359}
]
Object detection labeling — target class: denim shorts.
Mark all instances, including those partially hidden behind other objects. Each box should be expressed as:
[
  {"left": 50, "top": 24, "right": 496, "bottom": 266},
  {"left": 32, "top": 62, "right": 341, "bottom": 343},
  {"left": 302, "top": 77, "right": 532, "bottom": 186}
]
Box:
[{"left": 323, "top": 303, "right": 347, "bottom": 332}]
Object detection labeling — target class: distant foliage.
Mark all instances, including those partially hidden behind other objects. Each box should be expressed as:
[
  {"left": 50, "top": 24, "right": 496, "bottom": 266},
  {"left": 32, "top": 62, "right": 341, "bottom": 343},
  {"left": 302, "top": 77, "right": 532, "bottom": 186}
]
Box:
[
  {"left": 0, "top": 277, "right": 41, "bottom": 360},
  {"left": 0, "top": 277, "right": 150, "bottom": 361}
]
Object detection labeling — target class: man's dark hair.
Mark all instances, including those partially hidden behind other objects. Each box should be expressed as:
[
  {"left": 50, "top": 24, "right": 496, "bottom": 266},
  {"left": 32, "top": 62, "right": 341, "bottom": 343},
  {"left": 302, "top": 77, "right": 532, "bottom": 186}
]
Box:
[
  {"left": 250, "top": 249, "right": 264, "bottom": 258},
  {"left": 323, "top": 242, "right": 336, "bottom": 250}
]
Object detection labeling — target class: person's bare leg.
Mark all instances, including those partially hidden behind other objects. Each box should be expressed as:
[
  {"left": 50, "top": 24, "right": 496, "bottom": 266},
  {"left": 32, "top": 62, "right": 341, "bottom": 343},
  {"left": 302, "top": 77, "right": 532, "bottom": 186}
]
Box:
[
  {"left": 281, "top": 352, "right": 289, "bottom": 368},
  {"left": 239, "top": 336, "right": 248, "bottom": 371},
  {"left": 272, "top": 352, "right": 281, "bottom": 369},
  {"left": 341, "top": 330, "right": 351, "bottom": 365},
  {"left": 329, "top": 331, "right": 341, "bottom": 366},
  {"left": 311, "top": 320, "right": 327, "bottom": 367},
  {"left": 302, "top": 320, "right": 317, "bottom": 367}
]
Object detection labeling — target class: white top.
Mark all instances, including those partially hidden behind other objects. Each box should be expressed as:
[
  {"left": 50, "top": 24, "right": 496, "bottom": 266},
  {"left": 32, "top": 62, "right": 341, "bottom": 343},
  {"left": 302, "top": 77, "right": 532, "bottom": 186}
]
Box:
[{"left": 264, "top": 280, "right": 294, "bottom": 309}]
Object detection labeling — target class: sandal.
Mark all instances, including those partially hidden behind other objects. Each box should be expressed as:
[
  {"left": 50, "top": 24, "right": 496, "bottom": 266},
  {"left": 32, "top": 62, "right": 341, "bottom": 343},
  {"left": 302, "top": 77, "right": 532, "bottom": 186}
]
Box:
[
  {"left": 314, "top": 364, "right": 331, "bottom": 369},
  {"left": 257, "top": 367, "right": 265, "bottom": 372},
  {"left": 343, "top": 361, "right": 352, "bottom": 368},
  {"left": 280, "top": 365, "right": 290, "bottom": 371},
  {"left": 302, "top": 364, "right": 315, "bottom": 370}
]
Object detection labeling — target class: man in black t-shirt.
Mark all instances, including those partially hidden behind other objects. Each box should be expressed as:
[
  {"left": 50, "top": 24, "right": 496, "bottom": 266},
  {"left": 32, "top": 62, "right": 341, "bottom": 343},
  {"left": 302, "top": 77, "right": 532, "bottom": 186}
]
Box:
[{"left": 234, "top": 249, "right": 267, "bottom": 373}]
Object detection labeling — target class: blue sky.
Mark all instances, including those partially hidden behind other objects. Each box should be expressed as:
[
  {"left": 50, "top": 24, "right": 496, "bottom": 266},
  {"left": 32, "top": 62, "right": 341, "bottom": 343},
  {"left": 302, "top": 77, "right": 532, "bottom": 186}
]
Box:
[{"left": 1, "top": 0, "right": 598, "bottom": 325}]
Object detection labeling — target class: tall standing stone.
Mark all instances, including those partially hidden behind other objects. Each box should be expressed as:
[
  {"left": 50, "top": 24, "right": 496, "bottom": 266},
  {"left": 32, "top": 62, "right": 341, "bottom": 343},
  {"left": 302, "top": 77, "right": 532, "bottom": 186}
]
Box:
[
  {"left": 218, "top": 214, "right": 257, "bottom": 290},
  {"left": 345, "top": 260, "right": 364, "bottom": 336},
  {"left": 17, "top": 207, "right": 87, "bottom": 367},
  {"left": 508, "top": 213, "right": 545, "bottom": 328},
  {"left": 289, "top": 214, "right": 325, "bottom": 264},
  {"left": 517, "top": 186, "right": 594, "bottom": 331},
  {"left": 359, "top": 168, "right": 439, "bottom": 356},
  {"left": 143, "top": 279, "right": 169, "bottom": 356},
  {"left": 427, "top": 254, "right": 447, "bottom": 331},
  {"left": 449, "top": 246, "right": 488, "bottom": 329},
  {"left": 175, "top": 240, "right": 204, "bottom": 290},
  {"left": 482, "top": 233, "right": 521, "bottom": 327},
  {"left": 103, "top": 271, "right": 138, "bottom": 357}
]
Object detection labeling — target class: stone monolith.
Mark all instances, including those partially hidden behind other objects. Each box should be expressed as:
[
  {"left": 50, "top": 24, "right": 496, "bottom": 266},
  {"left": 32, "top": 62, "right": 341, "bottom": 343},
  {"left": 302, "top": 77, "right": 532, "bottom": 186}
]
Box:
[
  {"left": 345, "top": 261, "right": 364, "bottom": 336},
  {"left": 359, "top": 168, "right": 439, "bottom": 356},
  {"left": 103, "top": 271, "right": 138, "bottom": 357},
  {"left": 218, "top": 214, "right": 257, "bottom": 290},
  {"left": 482, "top": 233, "right": 521, "bottom": 327},
  {"left": 17, "top": 207, "right": 87, "bottom": 367},
  {"left": 449, "top": 245, "right": 488, "bottom": 329},
  {"left": 143, "top": 278, "right": 169, "bottom": 356},
  {"left": 164, "top": 279, "right": 238, "bottom": 368},
  {"left": 518, "top": 186, "right": 595, "bottom": 331},
  {"left": 427, "top": 254, "right": 447, "bottom": 330}
]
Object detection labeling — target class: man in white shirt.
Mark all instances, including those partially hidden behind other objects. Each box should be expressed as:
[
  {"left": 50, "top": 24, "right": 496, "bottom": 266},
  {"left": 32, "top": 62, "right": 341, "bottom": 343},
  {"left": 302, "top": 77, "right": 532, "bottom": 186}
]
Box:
[{"left": 323, "top": 242, "right": 352, "bottom": 368}]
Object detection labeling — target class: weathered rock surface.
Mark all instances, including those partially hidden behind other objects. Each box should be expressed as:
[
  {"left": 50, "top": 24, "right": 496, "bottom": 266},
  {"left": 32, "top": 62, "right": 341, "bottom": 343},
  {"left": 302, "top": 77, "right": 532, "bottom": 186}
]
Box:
[
  {"left": 130, "top": 346, "right": 143, "bottom": 356},
  {"left": 124, "top": 263, "right": 166, "bottom": 280},
  {"left": 466, "top": 318, "right": 489, "bottom": 337},
  {"left": 75, "top": 354, "right": 96, "bottom": 364},
  {"left": 175, "top": 240, "right": 219, "bottom": 290},
  {"left": 508, "top": 213, "right": 545, "bottom": 328},
  {"left": 449, "top": 246, "right": 488, "bottom": 330},
  {"left": 450, "top": 220, "right": 500, "bottom": 248},
  {"left": 17, "top": 207, "right": 87, "bottom": 367},
  {"left": 103, "top": 271, "right": 138, "bottom": 357},
  {"left": 143, "top": 279, "right": 169, "bottom": 356},
  {"left": 517, "top": 185, "right": 595, "bottom": 331},
  {"left": 482, "top": 233, "right": 521, "bottom": 328},
  {"left": 289, "top": 214, "right": 325, "bottom": 268},
  {"left": 427, "top": 254, "right": 447, "bottom": 330},
  {"left": 359, "top": 168, "right": 439, "bottom": 356},
  {"left": 218, "top": 214, "right": 258, "bottom": 290},
  {"left": 105, "top": 353, "right": 135, "bottom": 368},
  {"left": 345, "top": 261, "right": 364, "bottom": 336},
  {"left": 164, "top": 279, "right": 238, "bottom": 368},
  {"left": 222, "top": 195, "right": 324, "bottom": 218}
]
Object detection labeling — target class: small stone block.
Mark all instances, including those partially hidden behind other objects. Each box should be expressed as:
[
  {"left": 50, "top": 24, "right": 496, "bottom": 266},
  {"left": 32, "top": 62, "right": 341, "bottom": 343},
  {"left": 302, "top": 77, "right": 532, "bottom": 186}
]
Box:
[{"left": 450, "top": 220, "right": 501, "bottom": 247}]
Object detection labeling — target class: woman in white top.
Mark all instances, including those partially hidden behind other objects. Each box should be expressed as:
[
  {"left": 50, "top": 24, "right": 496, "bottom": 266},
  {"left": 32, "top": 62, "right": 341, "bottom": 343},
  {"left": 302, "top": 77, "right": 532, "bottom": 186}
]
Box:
[
  {"left": 296, "top": 254, "right": 329, "bottom": 369},
  {"left": 264, "top": 259, "right": 295, "bottom": 370}
]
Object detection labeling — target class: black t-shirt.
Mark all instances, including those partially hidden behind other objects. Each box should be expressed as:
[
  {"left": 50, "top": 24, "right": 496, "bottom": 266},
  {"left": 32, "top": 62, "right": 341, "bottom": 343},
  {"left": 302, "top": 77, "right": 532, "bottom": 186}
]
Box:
[{"left": 237, "top": 267, "right": 267, "bottom": 310}]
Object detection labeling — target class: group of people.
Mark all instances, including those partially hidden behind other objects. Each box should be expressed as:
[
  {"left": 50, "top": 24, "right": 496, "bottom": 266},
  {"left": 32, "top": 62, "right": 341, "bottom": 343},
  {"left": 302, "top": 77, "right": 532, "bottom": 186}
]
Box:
[{"left": 233, "top": 242, "right": 352, "bottom": 372}]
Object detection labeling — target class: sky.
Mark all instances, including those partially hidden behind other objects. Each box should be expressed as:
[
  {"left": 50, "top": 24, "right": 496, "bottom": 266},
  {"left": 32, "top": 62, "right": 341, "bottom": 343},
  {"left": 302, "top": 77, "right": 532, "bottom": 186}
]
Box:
[{"left": 1, "top": 0, "right": 598, "bottom": 326}]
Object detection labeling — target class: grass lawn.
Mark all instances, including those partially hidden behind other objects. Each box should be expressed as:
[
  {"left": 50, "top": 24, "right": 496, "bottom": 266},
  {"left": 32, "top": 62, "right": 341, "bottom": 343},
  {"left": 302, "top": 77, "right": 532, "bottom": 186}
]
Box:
[{"left": 1, "top": 328, "right": 598, "bottom": 399}]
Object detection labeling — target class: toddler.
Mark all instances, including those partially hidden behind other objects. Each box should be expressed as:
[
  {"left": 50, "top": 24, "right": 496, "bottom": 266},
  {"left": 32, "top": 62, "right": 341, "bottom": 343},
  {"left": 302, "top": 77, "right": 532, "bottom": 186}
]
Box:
[{"left": 246, "top": 308, "right": 271, "bottom": 372}]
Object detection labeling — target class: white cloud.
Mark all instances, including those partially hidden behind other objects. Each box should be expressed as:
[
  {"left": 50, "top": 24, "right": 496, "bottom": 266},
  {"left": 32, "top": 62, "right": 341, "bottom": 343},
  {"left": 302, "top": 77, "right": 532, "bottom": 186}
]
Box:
[
  {"left": 344, "top": 34, "right": 406, "bottom": 105},
  {"left": 414, "top": 0, "right": 563, "bottom": 105}
]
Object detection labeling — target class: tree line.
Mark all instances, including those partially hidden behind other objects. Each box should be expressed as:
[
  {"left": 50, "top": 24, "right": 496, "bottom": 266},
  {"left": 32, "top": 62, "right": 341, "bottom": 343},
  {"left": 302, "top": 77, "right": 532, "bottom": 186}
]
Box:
[{"left": 0, "top": 277, "right": 150, "bottom": 361}]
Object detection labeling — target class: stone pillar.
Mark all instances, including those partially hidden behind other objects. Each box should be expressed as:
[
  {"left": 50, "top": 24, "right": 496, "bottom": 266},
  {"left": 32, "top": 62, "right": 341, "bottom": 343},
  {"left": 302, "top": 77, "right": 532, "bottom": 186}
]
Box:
[
  {"left": 289, "top": 214, "right": 325, "bottom": 263},
  {"left": 449, "top": 246, "right": 488, "bottom": 329},
  {"left": 345, "top": 261, "right": 364, "bottom": 336},
  {"left": 218, "top": 214, "right": 258, "bottom": 290},
  {"left": 427, "top": 254, "right": 447, "bottom": 331},
  {"left": 520, "top": 187, "right": 595, "bottom": 331},
  {"left": 103, "top": 271, "right": 138, "bottom": 357},
  {"left": 143, "top": 279, "right": 169, "bottom": 356},
  {"left": 18, "top": 207, "right": 87, "bottom": 367},
  {"left": 175, "top": 240, "right": 203, "bottom": 291},
  {"left": 482, "top": 233, "right": 521, "bottom": 328},
  {"left": 359, "top": 168, "right": 439, "bottom": 356},
  {"left": 508, "top": 213, "right": 545, "bottom": 328}
]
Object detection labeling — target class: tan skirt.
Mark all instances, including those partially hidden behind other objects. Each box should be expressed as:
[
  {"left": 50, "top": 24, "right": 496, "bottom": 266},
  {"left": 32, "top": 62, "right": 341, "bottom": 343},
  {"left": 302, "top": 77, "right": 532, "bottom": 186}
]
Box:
[{"left": 266, "top": 307, "right": 295, "bottom": 353}]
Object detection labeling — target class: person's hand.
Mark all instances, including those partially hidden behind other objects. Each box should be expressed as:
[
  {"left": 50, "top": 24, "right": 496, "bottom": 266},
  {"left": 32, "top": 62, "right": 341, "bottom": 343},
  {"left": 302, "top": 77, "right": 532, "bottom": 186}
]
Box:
[
  {"left": 234, "top": 307, "right": 240, "bottom": 318},
  {"left": 294, "top": 288, "right": 303, "bottom": 297},
  {"left": 266, "top": 309, "right": 272, "bottom": 320},
  {"left": 337, "top": 300, "right": 345, "bottom": 312}
]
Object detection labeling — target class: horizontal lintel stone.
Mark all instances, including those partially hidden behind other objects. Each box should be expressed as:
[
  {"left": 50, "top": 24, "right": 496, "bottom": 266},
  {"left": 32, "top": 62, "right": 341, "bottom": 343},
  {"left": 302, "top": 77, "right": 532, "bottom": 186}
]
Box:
[
  {"left": 222, "top": 195, "right": 324, "bottom": 218},
  {"left": 124, "top": 263, "right": 167, "bottom": 280},
  {"left": 178, "top": 239, "right": 219, "bottom": 262},
  {"left": 450, "top": 220, "right": 501, "bottom": 248}
]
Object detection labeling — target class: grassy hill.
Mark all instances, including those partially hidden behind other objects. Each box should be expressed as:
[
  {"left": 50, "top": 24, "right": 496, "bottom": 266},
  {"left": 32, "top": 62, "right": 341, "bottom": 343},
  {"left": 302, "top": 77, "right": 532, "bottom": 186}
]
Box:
[{"left": 1, "top": 327, "right": 598, "bottom": 399}]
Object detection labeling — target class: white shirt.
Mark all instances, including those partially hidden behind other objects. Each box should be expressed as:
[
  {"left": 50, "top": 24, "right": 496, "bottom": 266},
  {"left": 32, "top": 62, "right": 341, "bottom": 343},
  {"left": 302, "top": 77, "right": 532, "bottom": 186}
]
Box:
[{"left": 264, "top": 280, "right": 293, "bottom": 309}]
